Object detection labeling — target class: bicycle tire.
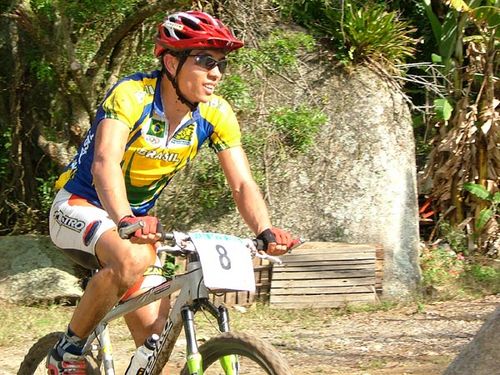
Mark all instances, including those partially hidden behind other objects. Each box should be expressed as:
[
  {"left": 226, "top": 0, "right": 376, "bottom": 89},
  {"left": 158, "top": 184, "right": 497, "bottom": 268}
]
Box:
[
  {"left": 179, "top": 331, "right": 292, "bottom": 375},
  {"left": 17, "top": 331, "right": 101, "bottom": 375}
]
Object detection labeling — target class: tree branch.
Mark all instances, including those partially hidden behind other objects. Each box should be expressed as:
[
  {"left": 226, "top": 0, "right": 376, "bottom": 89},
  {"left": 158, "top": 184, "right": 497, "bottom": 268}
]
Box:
[{"left": 86, "top": 0, "right": 186, "bottom": 84}]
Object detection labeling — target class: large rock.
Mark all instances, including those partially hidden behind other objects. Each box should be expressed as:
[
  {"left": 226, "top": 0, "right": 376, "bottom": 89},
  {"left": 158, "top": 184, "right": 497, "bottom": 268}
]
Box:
[
  {"left": 443, "top": 306, "right": 500, "bottom": 375},
  {"left": 279, "top": 66, "right": 421, "bottom": 298},
  {"left": 173, "top": 65, "right": 421, "bottom": 299},
  {"left": 0, "top": 235, "right": 83, "bottom": 304}
]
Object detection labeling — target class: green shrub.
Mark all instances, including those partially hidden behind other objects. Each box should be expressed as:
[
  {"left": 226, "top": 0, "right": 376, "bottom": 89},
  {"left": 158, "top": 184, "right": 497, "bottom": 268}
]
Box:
[
  {"left": 192, "top": 152, "right": 233, "bottom": 211},
  {"left": 268, "top": 105, "right": 327, "bottom": 153},
  {"left": 235, "top": 30, "right": 315, "bottom": 73},
  {"left": 420, "top": 246, "right": 466, "bottom": 287},
  {"left": 439, "top": 221, "right": 468, "bottom": 254},
  {"left": 467, "top": 264, "right": 498, "bottom": 283},
  {"left": 217, "top": 74, "right": 255, "bottom": 112},
  {"left": 340, "top": 2, "right": 416, "bottom": 64},
  {"left": 275, "top": 0, "right": 417, "bottom": 68},
  {"left": 461, "top": 263, "right": 500, "bottom": 295},
  {"left": 463, "top": 182, "right": 500, "bottom": 231}
]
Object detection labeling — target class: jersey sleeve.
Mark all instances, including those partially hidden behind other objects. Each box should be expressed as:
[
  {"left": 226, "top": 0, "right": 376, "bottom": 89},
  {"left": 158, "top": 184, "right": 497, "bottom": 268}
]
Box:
[
  {"left": 99, "top": 80, "right": 143, "bottom": 130},
  {"left": 205, "top": 96, "right": 242, "bottom": 152}
]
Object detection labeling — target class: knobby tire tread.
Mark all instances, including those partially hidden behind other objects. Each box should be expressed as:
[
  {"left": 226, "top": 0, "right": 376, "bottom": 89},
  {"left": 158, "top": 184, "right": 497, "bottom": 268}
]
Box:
[
  {"left": 17, "top": 332, "right": 62, "bottom": 375},
  {"left": 17, "top": 331, "right": 101, "bottom": 375},
  {"left": 179, "top": 331, "right": 292, "bottom": 375}
]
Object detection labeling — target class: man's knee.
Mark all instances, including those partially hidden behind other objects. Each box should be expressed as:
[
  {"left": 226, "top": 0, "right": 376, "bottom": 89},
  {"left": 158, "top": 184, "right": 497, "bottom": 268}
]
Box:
[{"left": 102, "top": 242, "right": 156, "bottom": 290}]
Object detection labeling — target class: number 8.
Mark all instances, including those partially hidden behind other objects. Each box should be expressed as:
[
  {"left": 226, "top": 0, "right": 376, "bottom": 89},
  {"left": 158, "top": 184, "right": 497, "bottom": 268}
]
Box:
[{"left": 216, "top": 244, "right": 231, "bottom": 270}]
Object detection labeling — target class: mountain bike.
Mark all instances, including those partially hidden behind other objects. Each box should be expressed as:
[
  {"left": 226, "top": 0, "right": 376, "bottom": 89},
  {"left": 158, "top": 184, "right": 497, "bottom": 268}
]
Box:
[{"left": 17, "top": 226, "right": 293, "bottom": 374}]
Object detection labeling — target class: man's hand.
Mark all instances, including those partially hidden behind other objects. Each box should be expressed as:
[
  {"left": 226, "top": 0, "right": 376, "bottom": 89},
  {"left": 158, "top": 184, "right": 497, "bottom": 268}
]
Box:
[
  {"left": 117, "top": 215, "right": 162, "bottom": 244},
  {"left": 257, "top": 227, "right": 295, "bottom": 256}
]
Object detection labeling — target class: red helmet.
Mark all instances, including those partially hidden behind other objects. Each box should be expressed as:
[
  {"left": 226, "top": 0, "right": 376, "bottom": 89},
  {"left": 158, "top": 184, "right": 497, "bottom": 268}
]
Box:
[{"left": 154, "top": 11, "right": 244, "bottom": 56}]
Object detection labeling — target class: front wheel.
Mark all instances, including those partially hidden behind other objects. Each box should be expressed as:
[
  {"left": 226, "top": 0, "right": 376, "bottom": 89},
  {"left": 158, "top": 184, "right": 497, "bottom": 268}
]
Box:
[
  {"left": 18, "top": 332, "right": 62, "bottom": 375},
  {"left": 18, "top": 331, "right": 101, "bottom": 375},
  {"left": 180, "top": 331, "right": 292, "bottom": 375}
]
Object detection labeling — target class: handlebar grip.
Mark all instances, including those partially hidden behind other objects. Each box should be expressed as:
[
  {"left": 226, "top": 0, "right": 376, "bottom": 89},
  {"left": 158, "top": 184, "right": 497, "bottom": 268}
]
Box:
[
  {"left": 118, "top": 219, "right": 171, "bottom": 240},
  {"left": 253, "top": 239, "right": 265, "bottom": 251},
  {"left": 253, "top": 237, "right": 305, "bottom": 252},
  {"left": 118, "top": 221, "right": 144, "bottom": 239}
]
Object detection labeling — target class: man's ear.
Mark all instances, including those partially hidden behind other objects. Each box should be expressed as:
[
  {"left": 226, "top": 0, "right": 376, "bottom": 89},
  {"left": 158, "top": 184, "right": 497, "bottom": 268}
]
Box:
[{"left": 163, "top": 54, "right": 178, "bottom": 75}]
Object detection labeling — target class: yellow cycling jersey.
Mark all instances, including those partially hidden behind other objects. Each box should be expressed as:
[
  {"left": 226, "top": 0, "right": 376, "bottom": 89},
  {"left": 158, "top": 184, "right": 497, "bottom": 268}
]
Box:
[{"left": 56, "top": 70, "right": 241, "bottom": 215}]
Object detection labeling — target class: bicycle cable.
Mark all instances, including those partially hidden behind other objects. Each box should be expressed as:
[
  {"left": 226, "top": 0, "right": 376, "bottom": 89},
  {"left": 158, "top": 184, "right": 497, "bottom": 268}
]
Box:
[{"left": 196, "top": 276, "right": 223, "bottom": 334}]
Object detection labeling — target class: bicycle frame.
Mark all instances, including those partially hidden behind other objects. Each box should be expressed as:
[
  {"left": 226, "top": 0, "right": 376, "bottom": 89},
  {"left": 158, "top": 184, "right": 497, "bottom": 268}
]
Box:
[{"left": 84, "top": 251, "right": 236, "bottom": 375}]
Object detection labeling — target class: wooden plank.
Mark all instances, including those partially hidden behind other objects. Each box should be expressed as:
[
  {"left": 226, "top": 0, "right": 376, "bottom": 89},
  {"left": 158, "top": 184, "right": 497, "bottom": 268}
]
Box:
[
  {"left": 270, "top": 293, "right": 375, "bottom": 305},
  {"left": 285, "top": 248, "right": 376, "bottom": 256},
  {"left": 269, "top": 242, "right": 383, "bottom": 308},
  {"left": 270, "top": 299, "right": 375, "bottom": 309},
  {"left": 280, "top": 253, "right": 376, "bottom": 262},
  {"left": 273, "top": 259, "right": 378, "bottom": 269},
  {"left": 294, "top": 242, "right": 378, "bottom": 251},
  {"left": 273, "top": 264, "right": 375, "bottom": 272},
  {"left": 272, "top": 277, "right": 376, "bottom": 288},
  {"left": 271, "top": 285, "right": 376, "bottom": 295},
  {"left": 198, "top": 242, "right": 386, "bottom": 307},
  {"left": 224, "top": 292, "right": 236, "bottom": 306},
  {"left": 236, "top": 291, "right": 249, "bottom": 305},
  {"left": 272, "top": 269, "right": 374, "bottom": 280}
]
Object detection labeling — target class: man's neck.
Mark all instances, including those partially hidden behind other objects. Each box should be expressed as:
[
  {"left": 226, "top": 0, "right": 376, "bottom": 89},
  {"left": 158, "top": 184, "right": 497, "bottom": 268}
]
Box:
[{"left": 160, "top": 74, "right": 190, "bottom": 126}]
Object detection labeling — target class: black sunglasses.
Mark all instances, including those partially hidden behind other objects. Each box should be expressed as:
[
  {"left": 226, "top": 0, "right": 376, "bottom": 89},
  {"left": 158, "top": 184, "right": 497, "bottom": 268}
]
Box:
[{"left": 189, "top": 54, "right": 228, "bottom": 73}]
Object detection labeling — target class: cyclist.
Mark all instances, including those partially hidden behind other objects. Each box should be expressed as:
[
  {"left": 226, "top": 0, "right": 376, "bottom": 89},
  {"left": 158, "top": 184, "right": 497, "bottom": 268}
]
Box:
[{"left": 46, "top": 10, "right": 295, "bottom": 374}]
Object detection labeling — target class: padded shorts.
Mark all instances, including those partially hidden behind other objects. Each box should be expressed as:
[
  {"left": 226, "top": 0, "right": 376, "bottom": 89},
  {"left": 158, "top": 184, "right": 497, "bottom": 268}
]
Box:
[
  {"left": 49, "top": 189, "right": 116, "bottom": 269},
  {"left": 49, "top": 189, "right": 166, "bottom": 300}
]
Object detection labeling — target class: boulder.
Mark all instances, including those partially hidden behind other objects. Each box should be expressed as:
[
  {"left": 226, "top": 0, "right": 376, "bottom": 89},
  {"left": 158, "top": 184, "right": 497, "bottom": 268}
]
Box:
[
  {"left": 443, "top": 306, "right": 500, "bottom": 375},
  {"left": 0, "top": 235, "right": 83, "bottom": 304},
  {"left": 187, "top": 66, "right": 421, "bottom": 298}
]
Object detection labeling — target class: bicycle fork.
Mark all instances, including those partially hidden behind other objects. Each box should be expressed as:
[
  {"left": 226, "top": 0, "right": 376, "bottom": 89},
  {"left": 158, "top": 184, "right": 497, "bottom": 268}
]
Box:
[
  {"left": 182, "top": 306, "right": 203, "bottom": 374},
  {"left": 182, "top": 303, "right": 239, "bottom": 375}
]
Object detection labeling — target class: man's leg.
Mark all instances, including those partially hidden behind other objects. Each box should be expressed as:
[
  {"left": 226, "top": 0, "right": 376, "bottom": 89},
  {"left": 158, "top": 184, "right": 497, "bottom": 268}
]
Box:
[
  {"left": 48, "top": 227, "right": 156, "bottom": 374},
  {"left": 69, "top": 228, "right": 156, "bottom": 339},
  {"left": 124, "top": 298, "right": 171, "bottom": 345}
]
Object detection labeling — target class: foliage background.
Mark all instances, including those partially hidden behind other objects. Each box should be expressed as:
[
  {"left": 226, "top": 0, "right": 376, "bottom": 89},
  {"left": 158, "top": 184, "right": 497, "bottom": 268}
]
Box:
[{"left": 0, "top": 0, "right": 498, "bottom": 265}]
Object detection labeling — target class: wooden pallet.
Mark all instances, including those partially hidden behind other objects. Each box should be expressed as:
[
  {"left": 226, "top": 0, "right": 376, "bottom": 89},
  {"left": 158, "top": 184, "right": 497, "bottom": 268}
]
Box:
[
  {"left": 270, "top": 242, "right": 383, "bottom": 309},
  {"left": 209, "top": 257, "right": 273, "bottom": 307}
]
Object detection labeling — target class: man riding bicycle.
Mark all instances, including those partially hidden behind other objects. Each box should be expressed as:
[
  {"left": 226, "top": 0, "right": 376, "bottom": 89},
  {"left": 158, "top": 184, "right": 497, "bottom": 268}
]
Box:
[{"left": 47, "top": 10, "right": 295, "bottom": 374}]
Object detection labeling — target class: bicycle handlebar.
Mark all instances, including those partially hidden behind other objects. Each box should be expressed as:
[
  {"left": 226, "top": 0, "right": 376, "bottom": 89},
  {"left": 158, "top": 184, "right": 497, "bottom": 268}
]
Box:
[
  {"left": 117, "top": 220, "right": 144, "bottom": 239},
  {"left": 118, "top": 220, "right": 303, "bottom": 264}
]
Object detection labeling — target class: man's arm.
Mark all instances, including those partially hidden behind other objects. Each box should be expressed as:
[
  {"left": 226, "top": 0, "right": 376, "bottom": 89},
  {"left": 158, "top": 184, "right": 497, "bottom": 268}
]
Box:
[
  {"left": 217, "top": 146, "right": 272, "bottom": 236},
  {"left": 91, "top": 119, "right": 133, "bottom": 224},
  {"left": 92, "top": 119, "right": 161, "bottom": 242}
]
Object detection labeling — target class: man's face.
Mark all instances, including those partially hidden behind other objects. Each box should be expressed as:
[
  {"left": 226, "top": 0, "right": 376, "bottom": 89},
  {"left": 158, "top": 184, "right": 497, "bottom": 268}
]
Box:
[{"left": 177, "top": 49, "right": 227, "bottom": 103}]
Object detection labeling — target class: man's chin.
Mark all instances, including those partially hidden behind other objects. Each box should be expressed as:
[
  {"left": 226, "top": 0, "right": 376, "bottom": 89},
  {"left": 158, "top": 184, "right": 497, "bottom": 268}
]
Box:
[{"left": 196, "top": 94, "right": 214, "bottom": 104}]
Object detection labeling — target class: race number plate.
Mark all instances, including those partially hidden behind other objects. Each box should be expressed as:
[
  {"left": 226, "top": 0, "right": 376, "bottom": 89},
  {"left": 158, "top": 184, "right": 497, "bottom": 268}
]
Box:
[{"left": 189, "top": 232, "right": 256, "bottom": 292}]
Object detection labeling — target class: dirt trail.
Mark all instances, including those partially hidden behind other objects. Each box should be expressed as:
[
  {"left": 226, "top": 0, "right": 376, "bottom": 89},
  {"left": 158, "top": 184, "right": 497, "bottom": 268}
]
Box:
[
  {"left": 276, "top": 294, "right": 499, "bottom": 374},
  {"left": 2, "top": 294, "right": 498, "bottom": 374}
]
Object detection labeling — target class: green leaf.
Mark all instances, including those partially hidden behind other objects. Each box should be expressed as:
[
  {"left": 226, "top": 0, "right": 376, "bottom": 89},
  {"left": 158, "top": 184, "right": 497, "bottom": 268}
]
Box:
[
  {"left": 434, "top": 98, "right": 454, "bottom": 121},
  {"left": 463, "top": 182, "right": 492, "bottom": 200},
  {"left": 431, "top": 53, "right": 443, "bottom": 63},
  {"left": 439, "top": 12, "right": 459, "bottom": 60},
  {"left": 493, "top": 192, "right": 500, "bottom": 204},
  {"left": 473, "top": 5, "right": 500, "bottom": 32},
  {"left": 422, "top": 0, "right": 443, "bottom": 44},
  {"left": 476, "top": 208, "right": 494, "bottom": 230}
]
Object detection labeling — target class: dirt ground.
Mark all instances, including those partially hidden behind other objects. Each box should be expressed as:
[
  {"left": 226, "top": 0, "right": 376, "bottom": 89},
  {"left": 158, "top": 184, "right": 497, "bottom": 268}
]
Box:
[
  {"left": 2, "top": 294, "right": 499, "bottom": 375},
  {"left": 274, "top": 294, "right": 499, "bottom": 375}
]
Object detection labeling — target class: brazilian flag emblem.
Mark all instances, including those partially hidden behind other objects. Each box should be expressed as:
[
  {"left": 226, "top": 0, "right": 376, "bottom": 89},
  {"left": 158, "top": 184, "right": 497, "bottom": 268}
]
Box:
[{"left": 147, "top": 119, "right": 166, "bottom": 138}]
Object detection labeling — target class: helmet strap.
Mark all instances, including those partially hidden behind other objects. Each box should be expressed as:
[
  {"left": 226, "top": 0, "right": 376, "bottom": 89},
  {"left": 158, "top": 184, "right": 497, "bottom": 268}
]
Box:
[{"left": 161, "top": 51, "right": 198, "bottom": 111}]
